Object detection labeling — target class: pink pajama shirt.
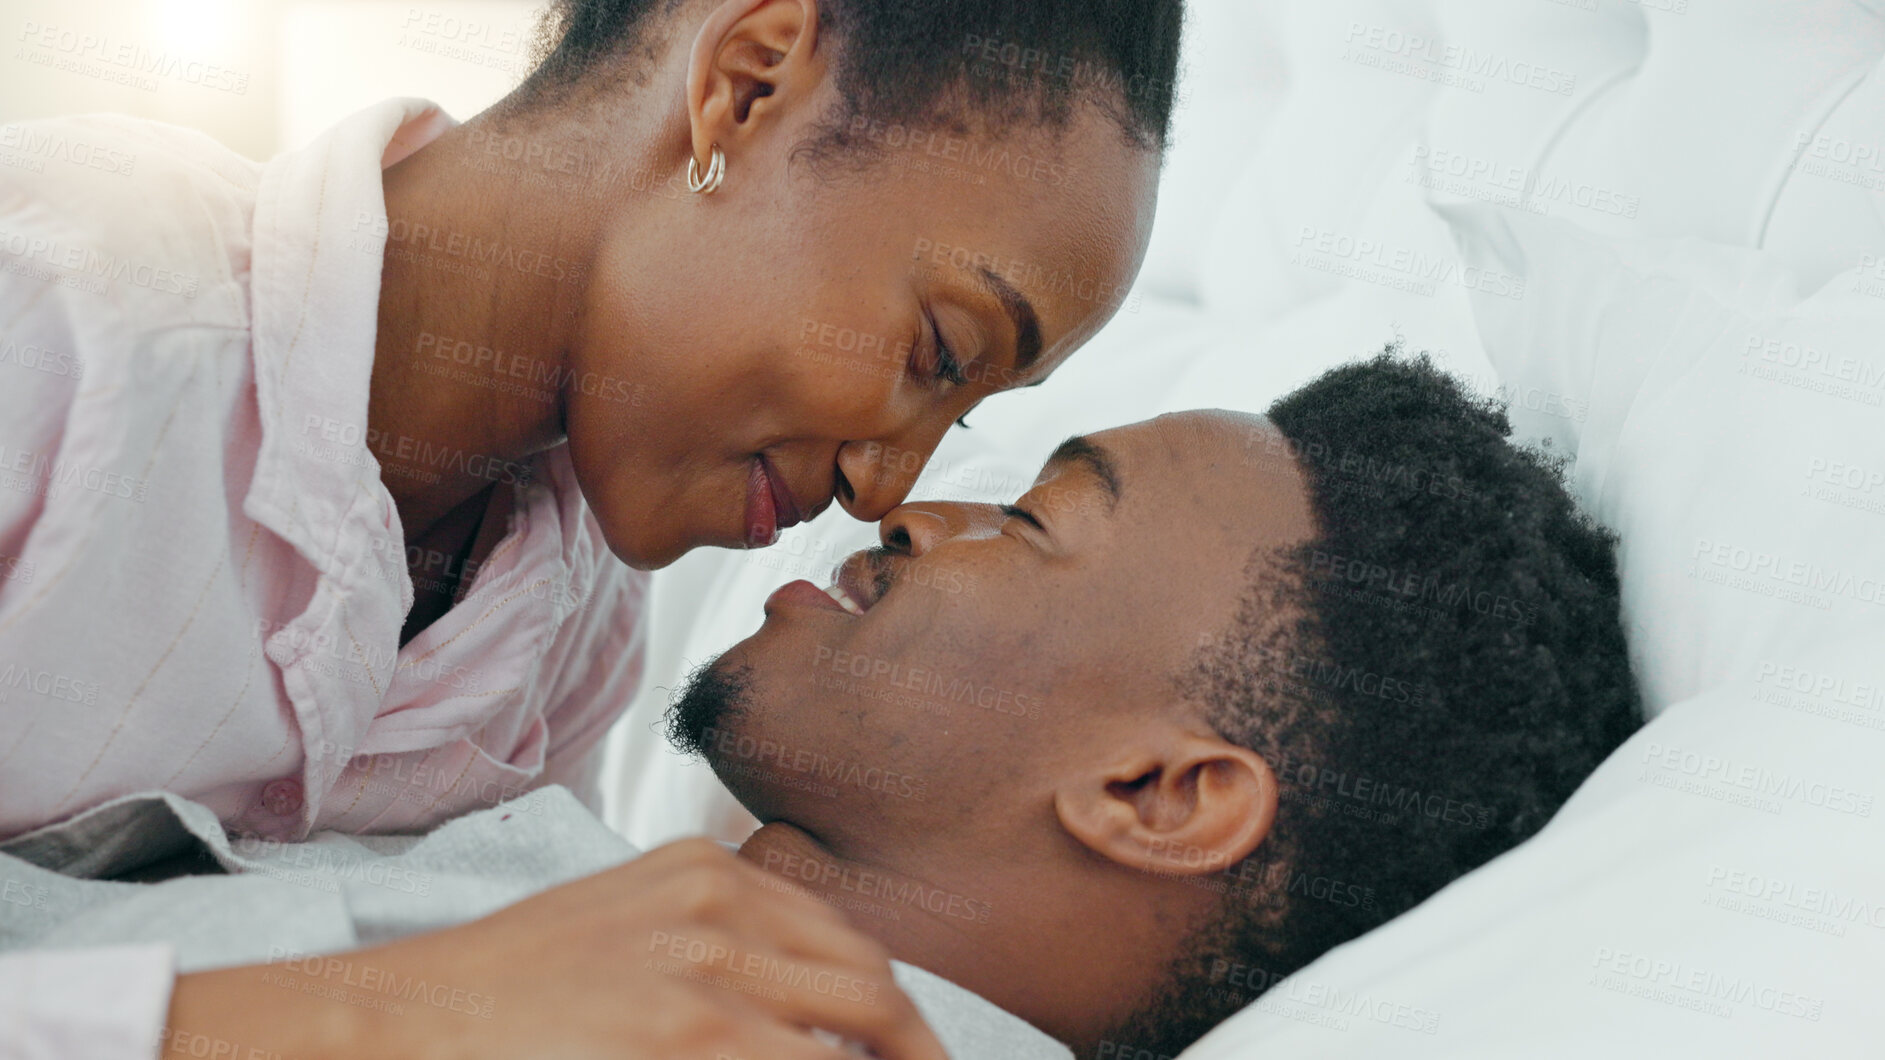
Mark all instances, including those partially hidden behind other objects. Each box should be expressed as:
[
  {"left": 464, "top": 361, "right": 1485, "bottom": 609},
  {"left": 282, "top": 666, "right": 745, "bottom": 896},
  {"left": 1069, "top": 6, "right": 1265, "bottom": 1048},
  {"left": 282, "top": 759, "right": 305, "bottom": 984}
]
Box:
[{"left": 0, "top": 98, "right": 648, "bottom": 1054}]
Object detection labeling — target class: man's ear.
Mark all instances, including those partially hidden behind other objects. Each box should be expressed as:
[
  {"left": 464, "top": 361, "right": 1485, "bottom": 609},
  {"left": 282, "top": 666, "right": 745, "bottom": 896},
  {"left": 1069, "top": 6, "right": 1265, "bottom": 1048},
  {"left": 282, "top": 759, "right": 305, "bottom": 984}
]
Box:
[
  {"left": 1053, "top": 727, "right": 1278, "bottom": 878},
  {"left": 685, "top": 0, "right": 825, "bottom": 169}
]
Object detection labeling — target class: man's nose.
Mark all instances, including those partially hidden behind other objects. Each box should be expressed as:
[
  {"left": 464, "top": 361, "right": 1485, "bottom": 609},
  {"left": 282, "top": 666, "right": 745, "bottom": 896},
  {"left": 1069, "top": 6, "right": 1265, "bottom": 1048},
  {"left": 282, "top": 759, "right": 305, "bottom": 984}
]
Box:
[{"left": 877, "top": 502, "right": 1005, "bottom": 556}]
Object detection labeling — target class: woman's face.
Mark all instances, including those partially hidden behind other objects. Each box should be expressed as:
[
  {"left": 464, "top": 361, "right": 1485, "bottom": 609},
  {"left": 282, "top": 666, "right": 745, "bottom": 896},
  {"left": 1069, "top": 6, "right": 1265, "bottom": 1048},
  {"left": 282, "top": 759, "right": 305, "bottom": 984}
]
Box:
[{"left": 566, "top": 106, "right": 1161, "bottom": 569}]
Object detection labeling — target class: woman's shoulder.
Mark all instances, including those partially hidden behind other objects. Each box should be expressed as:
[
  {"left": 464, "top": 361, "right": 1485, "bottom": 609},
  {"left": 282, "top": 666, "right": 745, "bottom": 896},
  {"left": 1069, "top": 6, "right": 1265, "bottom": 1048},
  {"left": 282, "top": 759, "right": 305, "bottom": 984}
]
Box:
[{"left": 1, "top": 112, "right": 260, "bottom": 342}]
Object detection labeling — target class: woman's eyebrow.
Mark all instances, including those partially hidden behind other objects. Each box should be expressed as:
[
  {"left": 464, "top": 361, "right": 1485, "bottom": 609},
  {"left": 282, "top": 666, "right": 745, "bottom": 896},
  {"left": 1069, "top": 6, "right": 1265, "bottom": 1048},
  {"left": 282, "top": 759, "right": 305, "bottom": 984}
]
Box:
[
  {"left": 1044, "top": 435, "right": 1122, "bottom": 511},
  {"left": 976, "top": 267, "right": 1043, "bottom": 375}
]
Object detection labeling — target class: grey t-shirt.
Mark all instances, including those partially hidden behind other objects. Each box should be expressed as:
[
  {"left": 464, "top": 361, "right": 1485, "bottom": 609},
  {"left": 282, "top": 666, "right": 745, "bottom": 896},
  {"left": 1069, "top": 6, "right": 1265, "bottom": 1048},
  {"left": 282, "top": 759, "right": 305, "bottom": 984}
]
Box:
[{"left": 0, "top": 787, "right": 1069, "bottom": 1060}]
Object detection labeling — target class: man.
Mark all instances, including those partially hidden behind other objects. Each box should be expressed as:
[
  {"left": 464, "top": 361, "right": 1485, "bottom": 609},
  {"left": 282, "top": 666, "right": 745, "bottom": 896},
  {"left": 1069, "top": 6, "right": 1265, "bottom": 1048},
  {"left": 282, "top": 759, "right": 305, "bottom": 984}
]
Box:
[
  {"left": 2, "top": 355, "right": 1637, "bottom": 1059},
  {"left": 667, "top": 352, "right": 1642, "bottom": 1057}
]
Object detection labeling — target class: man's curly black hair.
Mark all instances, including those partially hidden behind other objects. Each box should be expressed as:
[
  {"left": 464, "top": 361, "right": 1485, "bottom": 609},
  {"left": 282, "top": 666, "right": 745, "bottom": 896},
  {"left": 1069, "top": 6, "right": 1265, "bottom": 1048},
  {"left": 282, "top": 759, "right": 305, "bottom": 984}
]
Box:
[
  {"left": 1107, "top": 351, "right": 1644, "bottom": 1056},
  {"left": 507, "top": 0, "right": 1185, "bottom": 154}
]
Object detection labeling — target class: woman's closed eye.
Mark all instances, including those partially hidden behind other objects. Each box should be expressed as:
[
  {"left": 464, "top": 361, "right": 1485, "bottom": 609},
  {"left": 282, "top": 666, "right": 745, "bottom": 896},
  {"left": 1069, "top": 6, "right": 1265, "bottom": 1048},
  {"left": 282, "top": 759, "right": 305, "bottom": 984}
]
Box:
[
  {"left": 928, "top": 310, "right": 970, "bottom": 387},
  {"left": 918, "top": 308, "right": 975, "bottom": 427}
]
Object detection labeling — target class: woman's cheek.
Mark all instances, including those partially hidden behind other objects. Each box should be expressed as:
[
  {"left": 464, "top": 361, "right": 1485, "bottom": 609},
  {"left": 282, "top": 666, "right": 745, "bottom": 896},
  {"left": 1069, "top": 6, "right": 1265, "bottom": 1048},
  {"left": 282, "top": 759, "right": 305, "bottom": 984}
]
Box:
[{"left": 788, "top": 315, "right": 916, "bottom": 394}]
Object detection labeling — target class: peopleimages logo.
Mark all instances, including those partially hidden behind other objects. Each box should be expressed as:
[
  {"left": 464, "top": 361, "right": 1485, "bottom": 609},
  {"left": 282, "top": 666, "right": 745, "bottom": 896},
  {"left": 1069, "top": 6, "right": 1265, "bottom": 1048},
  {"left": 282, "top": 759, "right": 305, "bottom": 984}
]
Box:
[
  {"left": 1690, "top": 537, "right": 1885, "bottom": 608},
  {"left": 0, "top": 228, "right": 200, "bottom": 298},
  {"left": 1341, "top": 22, "right": 1577, "bottom": 96},
  {"left": 235, "top": 836, "right": 434, "bottom": 897},
  {"left": 301, "top": 414, "right": 535, "bottom": 488},
  {"left": 1306, "top": 550, "right": 1539, "bottom": 626},
  {"left": 1589, "top": 947, "right": 1823, "bottom": 1021},
  {"left": 0, "top": 122, "right": 135, "bottom": 176},
  {"left": 1705, "top": 864, "right": 1885, "bottom": 931},
  {"left": 0, "top": 337, "right": 83, "bottom": 379},
  {"left": 699, "top": 726, "right": 928, "bottom": 802},
  {"left": 1, "top": 878, "right": 50, "bottom": 910},
  {"left": 1406, "top": 145, "right": 1640, "bottom": 219},
  {"left": 257, "top": 616, "right": 485, "bottom": 693},
  {"left": 911, "top": 238, "right": 1138, "bottom": 314},
  {"left": 1639, "top": 740, "right": 1874, "bottom": 817},
  {"left": 265, "top": 948, "right": 495, "bottom": 1019},
  {"left": 14, "top": 21, "right": 252, "bottom": 95},
  {"left": 757, "top": 850, "right": 993, "bottom": 925},
  {"left": 1247, "top": 429, "right": 1479, "bottom": 501},
  {"left": 352, "top": 212, "right": 587, "bottom": 287},
  {"left": 0, "top": 664, "right": 100, "bottom": 704},
  {"left": 648, "top": 930, "right": 879, "bottom": 1003},
  {"left": 1740, "top": 331, "right": 1885, "bottom": 406},
  {"left": 811, "top": 645, "right": 1041, "bottom": 718},
  {"left": 1290, "top": 226, "right": 1526, "bottom": 300},
  {"left": 418, "top": 331, "right": 642, "bottom": 405},
  {"left": 0, "top": 443, "right": 148, "bottom": 502},
  {"left": 1264, "top": 749, "right": 1494, "bottom": 831},
  {"left": 0, "top": 554, "right": 34, "bottom": 584}
]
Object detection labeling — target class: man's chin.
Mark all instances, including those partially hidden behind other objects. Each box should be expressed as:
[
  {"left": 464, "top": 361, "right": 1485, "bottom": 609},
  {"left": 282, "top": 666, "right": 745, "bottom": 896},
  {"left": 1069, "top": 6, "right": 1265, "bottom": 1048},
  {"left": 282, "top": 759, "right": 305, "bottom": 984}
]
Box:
[{"left": 663, "top": 658, "right": 755, "bottom": 757}]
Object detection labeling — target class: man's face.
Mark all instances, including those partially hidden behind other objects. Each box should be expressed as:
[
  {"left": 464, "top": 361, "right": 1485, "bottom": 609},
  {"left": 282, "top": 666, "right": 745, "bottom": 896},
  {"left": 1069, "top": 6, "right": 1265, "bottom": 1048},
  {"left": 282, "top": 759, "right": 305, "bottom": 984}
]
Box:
[{"left": 669, "top": 410, "right": 1318, "bottom": 853}]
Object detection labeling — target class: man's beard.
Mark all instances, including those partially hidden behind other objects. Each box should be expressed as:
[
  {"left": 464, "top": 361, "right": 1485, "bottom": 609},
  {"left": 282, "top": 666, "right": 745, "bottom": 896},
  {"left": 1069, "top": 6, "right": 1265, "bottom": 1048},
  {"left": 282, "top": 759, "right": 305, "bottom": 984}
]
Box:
[{"left": 664, "top": 658, "right": 755, "bottom": 757}]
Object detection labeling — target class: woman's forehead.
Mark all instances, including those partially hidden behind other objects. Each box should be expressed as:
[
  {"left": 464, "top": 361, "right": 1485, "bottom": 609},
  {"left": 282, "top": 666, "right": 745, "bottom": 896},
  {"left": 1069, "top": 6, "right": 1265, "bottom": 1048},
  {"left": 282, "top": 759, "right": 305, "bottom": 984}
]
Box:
[{"left": 885, "top": 115, "right": 1160, "bottom": 314}]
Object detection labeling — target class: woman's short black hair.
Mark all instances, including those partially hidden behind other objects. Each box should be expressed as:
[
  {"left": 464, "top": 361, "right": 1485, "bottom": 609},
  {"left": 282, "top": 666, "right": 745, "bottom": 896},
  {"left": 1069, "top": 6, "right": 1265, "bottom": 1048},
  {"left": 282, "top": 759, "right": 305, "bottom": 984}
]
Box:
[
  {"left": 515, "top": 0, "right": 1185, "bottom": 152},
  {"left": 1114, "top": 351, "right": 1644, "bottom": 1055}
]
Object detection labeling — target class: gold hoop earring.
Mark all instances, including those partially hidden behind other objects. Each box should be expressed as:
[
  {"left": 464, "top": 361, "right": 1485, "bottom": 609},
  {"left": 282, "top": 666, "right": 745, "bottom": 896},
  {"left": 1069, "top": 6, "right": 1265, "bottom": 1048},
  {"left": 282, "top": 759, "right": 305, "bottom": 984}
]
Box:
[{"left": 687, "top": 145, "right": 726, "bottom": 195}]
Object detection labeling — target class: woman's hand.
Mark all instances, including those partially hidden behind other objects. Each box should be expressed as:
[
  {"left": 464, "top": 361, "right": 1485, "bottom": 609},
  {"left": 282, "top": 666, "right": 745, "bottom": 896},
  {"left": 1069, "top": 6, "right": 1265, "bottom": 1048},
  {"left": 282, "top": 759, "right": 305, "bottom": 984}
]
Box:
[{"left": 164, "top": 838, "right": 950, "bottom": 1060}]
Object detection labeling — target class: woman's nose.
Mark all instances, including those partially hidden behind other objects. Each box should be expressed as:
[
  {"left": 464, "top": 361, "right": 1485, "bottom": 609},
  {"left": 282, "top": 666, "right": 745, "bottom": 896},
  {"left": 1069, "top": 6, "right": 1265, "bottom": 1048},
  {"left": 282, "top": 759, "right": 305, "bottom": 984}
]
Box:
[{"left": 833, "top": 430, "right": 947, "bottom": 523}]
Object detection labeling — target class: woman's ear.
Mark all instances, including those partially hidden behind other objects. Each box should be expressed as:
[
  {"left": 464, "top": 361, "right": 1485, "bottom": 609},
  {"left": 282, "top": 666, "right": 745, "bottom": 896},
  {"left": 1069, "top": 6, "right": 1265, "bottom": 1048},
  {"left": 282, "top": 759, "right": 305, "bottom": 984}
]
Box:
[
  {"left": 1054, "top": 728, "right": 1279, "bottom": 878},
  {"left": 685, "top": 0, "right": 826, "bottom": 164}
]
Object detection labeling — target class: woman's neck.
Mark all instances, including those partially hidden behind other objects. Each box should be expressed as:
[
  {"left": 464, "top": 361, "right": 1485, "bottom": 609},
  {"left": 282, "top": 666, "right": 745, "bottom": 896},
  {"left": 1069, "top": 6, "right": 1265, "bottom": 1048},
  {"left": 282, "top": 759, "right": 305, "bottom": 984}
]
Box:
[{"left": 367, "top": 110, "right": 630, "bottom": 543}]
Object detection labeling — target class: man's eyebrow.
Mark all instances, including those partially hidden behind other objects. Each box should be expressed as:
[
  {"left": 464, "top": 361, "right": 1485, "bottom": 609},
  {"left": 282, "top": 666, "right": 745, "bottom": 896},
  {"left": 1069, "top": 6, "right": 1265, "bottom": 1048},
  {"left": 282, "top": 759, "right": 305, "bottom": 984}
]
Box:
[
  {"left": 1046, "top": 435, "right": 1122, "bottom": 510},
  {"left": 977, "top": 266, "right": 1044, "bottom": 377}
]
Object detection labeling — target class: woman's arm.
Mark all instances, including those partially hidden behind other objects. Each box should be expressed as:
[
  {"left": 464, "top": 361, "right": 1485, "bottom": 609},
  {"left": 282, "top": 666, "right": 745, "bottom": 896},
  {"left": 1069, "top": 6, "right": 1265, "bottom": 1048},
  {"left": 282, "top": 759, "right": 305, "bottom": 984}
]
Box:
[{"left": 163, "top": 839, "right": 949, "bottom": 1060}]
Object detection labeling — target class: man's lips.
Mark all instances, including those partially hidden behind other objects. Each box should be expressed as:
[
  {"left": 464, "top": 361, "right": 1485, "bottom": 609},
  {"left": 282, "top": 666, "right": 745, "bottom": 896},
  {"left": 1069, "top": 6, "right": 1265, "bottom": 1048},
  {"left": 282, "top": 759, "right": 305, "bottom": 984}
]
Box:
[
  {"left": 833, "top": 553, "right": 883, "bottom": 612},
  {"left": 762, "top": 549, "right": 881, "bottom": 617},
  {"left": 764, "top": 579, "right": 866, "bottom": 616}
]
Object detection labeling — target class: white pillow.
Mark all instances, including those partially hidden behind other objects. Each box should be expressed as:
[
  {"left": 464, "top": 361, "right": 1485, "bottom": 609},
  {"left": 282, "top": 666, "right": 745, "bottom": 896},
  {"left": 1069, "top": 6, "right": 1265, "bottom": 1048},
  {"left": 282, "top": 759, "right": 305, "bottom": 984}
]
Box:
[
  {"left": 1194, "top": 0, "right": 1885, "bottom": 332},
  {"left": 1133, "top": 0, "right": 1289, "bottom": 305},
  {"left": 1178, "top": 205, "right": 1885, "bottom": 1057},
  {"left": 1195, "top": 0, "right": 1448, "bottom": 325},
  {"left": 1180, "top": 640, "right": 1885, "bottom": 1059},
  {"left": 1439, "top": 203, "right": 1885, "bottom": 717},
  {"left": 1765, "top": 48, "right": 1885, "bottom": 294},
  {"left": 1478, "top": 0, "right": 1885, "bottom": 292}
]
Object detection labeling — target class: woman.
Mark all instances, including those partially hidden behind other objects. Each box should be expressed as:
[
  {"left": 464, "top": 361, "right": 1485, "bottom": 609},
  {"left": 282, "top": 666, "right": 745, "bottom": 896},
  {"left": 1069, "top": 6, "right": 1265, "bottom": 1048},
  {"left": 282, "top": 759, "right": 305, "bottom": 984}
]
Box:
[{"left": 0, "top": 0, "right": 1178, "bottom": 843}]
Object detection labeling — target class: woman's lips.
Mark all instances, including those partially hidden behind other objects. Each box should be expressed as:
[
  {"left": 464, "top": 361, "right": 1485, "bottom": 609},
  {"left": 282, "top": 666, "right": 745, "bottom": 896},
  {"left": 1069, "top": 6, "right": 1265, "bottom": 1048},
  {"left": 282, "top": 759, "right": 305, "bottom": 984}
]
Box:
[
  {"left": 761, "top": 455, "right": 806, "bottom": 530},
  {"left": 746, "top": 456, "right": 810, "bottom": 549},
  {"left": 744, "top": 458, "right": 778, "bottom": 548}
]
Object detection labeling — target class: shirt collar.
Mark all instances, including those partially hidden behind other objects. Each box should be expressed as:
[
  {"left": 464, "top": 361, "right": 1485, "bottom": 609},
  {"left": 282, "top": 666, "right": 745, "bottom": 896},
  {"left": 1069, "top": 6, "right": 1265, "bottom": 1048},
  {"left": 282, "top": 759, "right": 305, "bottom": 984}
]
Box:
[{"left": 244, "top": 97, "right": 458, "bottom": 590}]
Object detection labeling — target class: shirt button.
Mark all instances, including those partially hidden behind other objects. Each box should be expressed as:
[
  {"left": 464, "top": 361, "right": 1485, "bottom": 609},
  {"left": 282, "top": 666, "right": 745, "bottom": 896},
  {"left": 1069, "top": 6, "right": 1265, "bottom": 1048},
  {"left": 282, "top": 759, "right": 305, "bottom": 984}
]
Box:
[{"left": 260, "top": 778, "right": 304, "bottom": 816}]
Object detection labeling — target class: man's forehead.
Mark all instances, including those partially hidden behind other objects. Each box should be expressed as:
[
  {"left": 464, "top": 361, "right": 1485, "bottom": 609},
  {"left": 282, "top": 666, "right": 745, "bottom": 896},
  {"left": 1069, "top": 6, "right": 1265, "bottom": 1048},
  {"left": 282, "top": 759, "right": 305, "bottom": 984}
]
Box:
[
  {"left": 1086, "top": 411, "right": 1313, "bottom": 542},
  {"left": 1088, "top": 411, "right": 1273, "bottom": 476},
  {"left": 1056, "top": 413, "right": 1301, "bottom": 657}
]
